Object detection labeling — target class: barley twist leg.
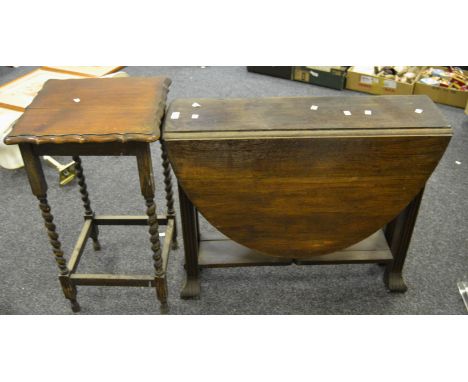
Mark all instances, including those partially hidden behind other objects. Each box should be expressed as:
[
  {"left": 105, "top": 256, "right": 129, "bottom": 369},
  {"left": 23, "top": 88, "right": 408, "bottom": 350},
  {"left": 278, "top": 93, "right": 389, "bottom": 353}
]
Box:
[
  {"left": 160, "top": 141, "right": 177, "bottom": 249},
  {"left": 72, "top": 155, "right": 101, "bottom": 250}
]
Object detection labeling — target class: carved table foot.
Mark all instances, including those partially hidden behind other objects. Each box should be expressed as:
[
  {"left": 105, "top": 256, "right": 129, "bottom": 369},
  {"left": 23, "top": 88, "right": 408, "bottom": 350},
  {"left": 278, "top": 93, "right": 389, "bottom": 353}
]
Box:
[
  {"left": 181, "top": 277, "right": 200, "bottom": 299},
  {"left": 385, "top": 269, "right": 408, "bottom": 293}
]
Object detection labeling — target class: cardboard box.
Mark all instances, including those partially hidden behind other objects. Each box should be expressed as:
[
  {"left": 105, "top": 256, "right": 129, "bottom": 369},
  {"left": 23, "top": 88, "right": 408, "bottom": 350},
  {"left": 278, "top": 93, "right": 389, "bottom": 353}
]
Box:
[
  {"left": 247, "top": 66, "right": 292, "bottom": 80},
  {"left": 247, "top": 66, "right": 349, "bottom": 90},
  {"left": 293, "top": 66, "right": 348, "bottom": 90},
  {"left": 346, "top": 66, "right": 420, "bottom": 95},
  {"left": 414, "top": 67, "right": 468, "bottom": 109}
]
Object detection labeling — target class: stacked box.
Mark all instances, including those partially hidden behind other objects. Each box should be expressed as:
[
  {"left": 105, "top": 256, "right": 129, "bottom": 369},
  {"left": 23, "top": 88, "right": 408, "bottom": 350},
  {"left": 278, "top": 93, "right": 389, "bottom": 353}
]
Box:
[
  {"left": 414, "top": 67, "right": 468, "bottom": 109},
  {"left": 293, "top": 66, "right": 348, "bottom": 90},
  {"left": 247, "top": 66, "right": 292, "bottom": 80},
  {"left": 346, "top": 66, "right": 421, "bottom": 95},
  {"left": 246, "top": 66, "right": 349, "bottom": 90}
]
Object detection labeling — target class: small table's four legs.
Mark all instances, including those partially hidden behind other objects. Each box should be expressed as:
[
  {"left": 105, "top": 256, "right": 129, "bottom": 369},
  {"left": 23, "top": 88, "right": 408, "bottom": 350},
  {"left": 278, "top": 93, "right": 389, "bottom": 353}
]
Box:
[
  {"left": 20, "top": 144, "right": 80, "bottom": 312},
  {"left": 160, "top": 141, "right": 178, "bottom": 249},
  {"left": 136, "top": 143, "right": 169, "bottom": 313},
  {"left": 178, "top": 183, "right": 201, "bottom": 299},
  {"left": 384, "top": 188, "right": 425, "bottom": 292},
  {"left": 72, "top": 155, "right": 101, "bottom": 251}
]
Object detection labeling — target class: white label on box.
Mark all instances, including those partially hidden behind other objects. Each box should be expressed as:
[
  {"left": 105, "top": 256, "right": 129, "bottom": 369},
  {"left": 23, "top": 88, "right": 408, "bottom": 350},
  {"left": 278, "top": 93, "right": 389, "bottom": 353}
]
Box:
[
  {"left": 384, "top": 79, "right": 397, "bottom": 89},
  {"left": 364, "top": 110, "right": 372, "bottom": 115},
  {"left": 360, "top": 75, "right": 373, "bottom": 85},
  {"left": 343, "top": 110, "right": 352, "bottom": 116},
  {"left": 191, "top": 114, "right": 199, "bottom": 119},
  {"left": 309, "top": 70, "right": 319, "bottom": 78},
  {"left": 170, "top": 112, "right": 180, "bottom": 120},
  {"left": 310, "top": 105, "right": 319, "bottom": 110}
]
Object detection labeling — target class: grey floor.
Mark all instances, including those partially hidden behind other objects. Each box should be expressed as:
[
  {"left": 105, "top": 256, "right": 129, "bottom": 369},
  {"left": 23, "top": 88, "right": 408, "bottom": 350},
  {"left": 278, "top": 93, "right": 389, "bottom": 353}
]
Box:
[{"left": 0, "top": 66, "right": 467, "bottom": 314}]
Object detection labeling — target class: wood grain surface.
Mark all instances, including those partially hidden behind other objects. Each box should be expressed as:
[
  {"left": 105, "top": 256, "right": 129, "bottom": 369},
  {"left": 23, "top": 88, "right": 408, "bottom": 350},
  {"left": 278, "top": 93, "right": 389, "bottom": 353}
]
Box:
[
  {"left": 165, "top": 95, "right": 449, "bottom": 135},
  {"left": 5, "top": 77, "right": 171, "bottom": 145},
  {"left": 165, "top": 96, "right": 452, "bottom": 258}
]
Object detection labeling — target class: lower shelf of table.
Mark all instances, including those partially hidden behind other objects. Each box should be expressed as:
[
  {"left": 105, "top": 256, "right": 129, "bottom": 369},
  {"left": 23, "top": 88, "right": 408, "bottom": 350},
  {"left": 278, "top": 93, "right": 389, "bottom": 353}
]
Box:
[
  {"left": 198, "top": 230, "right": 393, "bottom": 268},
  {"left": 68, "top": 215, "right": 175, "bottom": 288}
]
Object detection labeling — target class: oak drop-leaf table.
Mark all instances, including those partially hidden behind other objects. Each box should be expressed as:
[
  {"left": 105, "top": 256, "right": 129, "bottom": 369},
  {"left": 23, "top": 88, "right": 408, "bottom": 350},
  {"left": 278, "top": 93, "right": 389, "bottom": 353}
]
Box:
[
  {"left": 4, "top": 77, "right": 177, "bottom": 313},
  {"left": 163, "top": 95, "right": 452, "bottom": 299}
]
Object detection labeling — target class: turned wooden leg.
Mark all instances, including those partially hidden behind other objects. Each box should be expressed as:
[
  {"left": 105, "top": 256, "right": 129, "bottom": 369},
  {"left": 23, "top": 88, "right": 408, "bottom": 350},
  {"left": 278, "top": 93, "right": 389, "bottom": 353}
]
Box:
[
  {"left": 72, "top": 155, "right": 101, "bottom": 251},
  {"left": 136, "top": 143, "right": 168, "bottom": 313},
  {"left": 178, "top": 182, "right": 201, "bottom": 299},
  {"left": 384, "top": 188, "right": 425, "bottom": 292},
  {"left": 20, "top": 144, "right": 80, "bottom": 312},
  {"left": 160, "top": 141, "right": 178, "bottom": 249}
]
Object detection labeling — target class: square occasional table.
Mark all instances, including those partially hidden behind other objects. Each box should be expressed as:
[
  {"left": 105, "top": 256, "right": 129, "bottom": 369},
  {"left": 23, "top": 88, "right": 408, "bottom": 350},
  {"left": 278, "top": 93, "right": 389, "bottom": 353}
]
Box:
[{"left": 5, "top": 77, "right": 177, "bottom": 313}]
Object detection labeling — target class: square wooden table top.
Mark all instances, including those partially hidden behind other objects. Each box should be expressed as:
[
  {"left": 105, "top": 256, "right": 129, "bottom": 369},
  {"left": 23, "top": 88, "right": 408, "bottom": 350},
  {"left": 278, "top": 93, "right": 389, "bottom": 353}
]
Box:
[{"left": 4, "top": 77, "right": 171, "bottom": 145}]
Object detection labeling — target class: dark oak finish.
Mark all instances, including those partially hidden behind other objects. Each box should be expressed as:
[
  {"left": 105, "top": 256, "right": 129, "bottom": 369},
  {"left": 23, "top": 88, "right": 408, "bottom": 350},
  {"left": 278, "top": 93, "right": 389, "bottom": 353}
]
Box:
[
  {"left": 384, "top": 188, "right": 425, "bottom": 292},
  {"left": 93, "top": 215, "right": 168, "bottom": 225},
  {"left": 165, "top": 95, "right": 449, "bottom": 134},
  {"left": 198, "top": 230, "right": 293, "bottom": 267},
  {"left": 165, "top": 96, "right": 451, "bottom": 258},
  {"left": 70, "top": 274, "right": 156, "bottom": 287},
  {"left": 178, "top": 184, "right": 397, "bottom": 299},
  {"left": 167, "top": 95, "right": 452, "bottom": 299},
  {"left": 5, "top": 77, "right": 171, "bottom": 144},
  {"left": 5, "top": 77, "right": 176, "bottom": 313},
  {"left": 73, "top": 156, "right": 101, "bottom": 250},
  {"left": 179, "top": 183, "right": 201, "bottom": 299},
  {"left": 68, "top": 219, "right": 93, "bottom": 273},
  {"left": 160, "top": 141, "right": 177, "bottom": 249},
  {"left": 20, "top": 143, "right": 80, "bottom": 312},
  {"left": 198, "top": 230, "right": 392, "bottom": 267},
  {"left": 136, "top": 143, "right": 168, "bottom": 312}
]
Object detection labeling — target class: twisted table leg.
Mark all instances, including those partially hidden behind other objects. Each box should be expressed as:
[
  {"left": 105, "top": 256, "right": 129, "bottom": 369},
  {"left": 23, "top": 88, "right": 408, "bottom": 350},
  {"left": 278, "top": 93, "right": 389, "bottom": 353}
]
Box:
[
  {"left": 72, "top": 155, "right": 101, "bottom": 250},
  {"left": 137, "top": 143, "right": 168, "bottom": 314},
  {"left": 20, "top": 144, "right": 79, "bottom": 312},
  {"left": 146, "top": 198, "right": 168, "bottom": 313},
  {"left": 39, "top": 197, "right": 80, "bottom": 312},
  {"left": 160, "top": 141, "right": 177, "bottom": 249}
]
